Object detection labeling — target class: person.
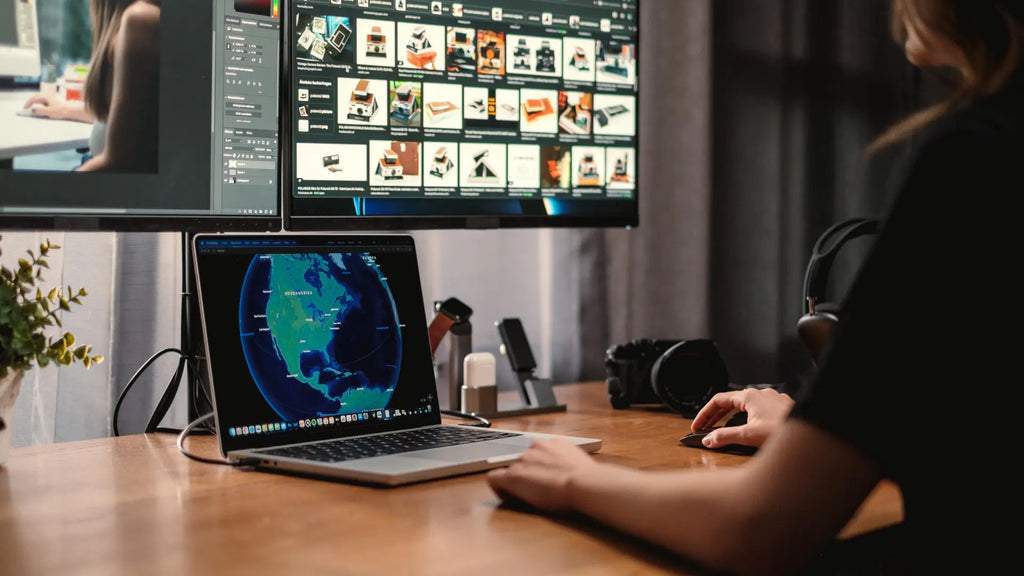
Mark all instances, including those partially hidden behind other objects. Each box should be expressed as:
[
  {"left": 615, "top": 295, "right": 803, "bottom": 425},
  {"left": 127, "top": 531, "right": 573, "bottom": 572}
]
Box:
[
  {"left": 22, "top": 0, "right": 160, "bottom": 173},
  {"left": 486, "top": 1, "right": 1023, "bottom": 574}
]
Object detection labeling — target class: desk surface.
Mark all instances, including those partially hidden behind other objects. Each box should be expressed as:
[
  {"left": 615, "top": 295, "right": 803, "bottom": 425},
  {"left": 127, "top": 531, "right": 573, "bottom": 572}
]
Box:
[
  {"left": 0, "top": 90, "right": 93, "bottom": 160},
  {"left": 0, "top": 382, "right": 903, "bottom": 576}
]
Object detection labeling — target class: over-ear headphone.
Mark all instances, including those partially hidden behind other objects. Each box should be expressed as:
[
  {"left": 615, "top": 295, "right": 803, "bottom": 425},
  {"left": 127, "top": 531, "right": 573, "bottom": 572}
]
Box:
[{"left": 797, "top": 217, "right": 879, "bottom": 364}]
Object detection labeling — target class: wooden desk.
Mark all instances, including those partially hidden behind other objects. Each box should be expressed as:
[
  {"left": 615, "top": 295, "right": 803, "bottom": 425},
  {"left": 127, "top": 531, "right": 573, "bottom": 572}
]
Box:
[{"left": 0, "top": 382, "right": 903, "bottom": 576}]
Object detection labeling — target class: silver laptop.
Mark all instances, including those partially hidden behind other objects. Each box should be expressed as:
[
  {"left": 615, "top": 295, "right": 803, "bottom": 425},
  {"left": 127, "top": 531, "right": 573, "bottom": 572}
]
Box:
[{"left": 192, "top": 232, "right": 600, "bottom": 486}]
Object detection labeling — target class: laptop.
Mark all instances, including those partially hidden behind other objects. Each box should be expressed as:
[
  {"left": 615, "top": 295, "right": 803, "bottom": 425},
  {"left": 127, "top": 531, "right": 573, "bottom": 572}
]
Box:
[{"left": 192, "top": 232, "right": 601, "bottom": 486}]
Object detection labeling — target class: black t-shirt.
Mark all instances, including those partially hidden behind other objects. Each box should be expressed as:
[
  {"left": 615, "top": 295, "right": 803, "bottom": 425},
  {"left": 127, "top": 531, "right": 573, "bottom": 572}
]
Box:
[{"left": 790, "top": 80, "right": 1023, "bottom": 570}]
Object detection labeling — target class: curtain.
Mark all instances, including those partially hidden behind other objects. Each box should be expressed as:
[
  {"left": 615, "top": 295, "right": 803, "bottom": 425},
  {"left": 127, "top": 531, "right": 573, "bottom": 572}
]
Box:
[
  {"left": 582, "top": 0, "right": 916, "bottom": 388},
  {"left": 6, "top": 232, "right": 184, "bottom": 446}
]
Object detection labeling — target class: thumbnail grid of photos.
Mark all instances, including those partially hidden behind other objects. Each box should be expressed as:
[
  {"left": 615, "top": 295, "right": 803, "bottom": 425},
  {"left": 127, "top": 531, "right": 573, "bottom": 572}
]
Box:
[{"left": 291, "top": 8, "right": 637, "bottom": 198}]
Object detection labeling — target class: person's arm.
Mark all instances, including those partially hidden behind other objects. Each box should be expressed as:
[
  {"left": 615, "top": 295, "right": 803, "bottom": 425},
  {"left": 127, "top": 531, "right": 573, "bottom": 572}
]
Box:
[
  {"left": 690, "top": 387, "right": 794, "bottom": 449},
  {"left": 487, "top": 420, "right": 882, "bottom": 576},
  {"left": 78, "top": 2, "right": 160, "bottom": 172},
  {"left": 22, "top": 94, "right": 95, "bottom": 123}
]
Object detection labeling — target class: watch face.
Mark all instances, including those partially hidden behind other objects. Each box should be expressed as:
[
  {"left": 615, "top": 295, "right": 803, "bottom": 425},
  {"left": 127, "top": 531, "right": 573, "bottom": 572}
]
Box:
[{"left": 440, "top": 297, "right": 473, "bottom": 322}]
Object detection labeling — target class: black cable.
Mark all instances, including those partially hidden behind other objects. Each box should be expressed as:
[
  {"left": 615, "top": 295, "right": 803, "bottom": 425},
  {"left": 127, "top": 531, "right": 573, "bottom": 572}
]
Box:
[
  {"left": 440, "top": 408, "right": 492, "bottom": 427},
  {"left": 144, "top": 354, "right": 188, "bottom": 433},
  {"left": 112, "top": 347, "right": 186, "bottom": 437},
  {"left": 176, "top": 412, "right": 258, "bottom": 467}
]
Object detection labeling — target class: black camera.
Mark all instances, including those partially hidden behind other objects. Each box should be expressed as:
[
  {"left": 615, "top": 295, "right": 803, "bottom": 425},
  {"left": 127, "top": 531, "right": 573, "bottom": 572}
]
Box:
[{"left": 604, "top": 338, "right": 729, "bottom": 417}]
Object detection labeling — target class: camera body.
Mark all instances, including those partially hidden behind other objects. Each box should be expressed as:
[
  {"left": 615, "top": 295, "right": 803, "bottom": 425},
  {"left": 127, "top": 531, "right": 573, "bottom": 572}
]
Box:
[
  {"left": 605, "top": 338, "right": 679, "bottom": 409},
  {"left": 604, "top": 338, "right": 729, "bottom": 417}
]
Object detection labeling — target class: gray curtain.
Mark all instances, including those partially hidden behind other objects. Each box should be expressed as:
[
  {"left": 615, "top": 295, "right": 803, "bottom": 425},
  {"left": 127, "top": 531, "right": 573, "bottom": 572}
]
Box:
[{"left": 578, "top": 0, "right": 917, "bottom": 387}]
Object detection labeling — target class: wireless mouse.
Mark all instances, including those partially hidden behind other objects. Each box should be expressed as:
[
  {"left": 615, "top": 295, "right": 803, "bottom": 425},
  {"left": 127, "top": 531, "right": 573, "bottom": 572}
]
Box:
[{"left": 680, "top": 427, "right": 757, "bottom": 456}]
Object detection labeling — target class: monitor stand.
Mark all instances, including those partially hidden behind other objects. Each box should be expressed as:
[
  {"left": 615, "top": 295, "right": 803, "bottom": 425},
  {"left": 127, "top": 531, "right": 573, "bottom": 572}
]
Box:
[{"left": 145, "top": 231, "right": 212, "bottom": 433}]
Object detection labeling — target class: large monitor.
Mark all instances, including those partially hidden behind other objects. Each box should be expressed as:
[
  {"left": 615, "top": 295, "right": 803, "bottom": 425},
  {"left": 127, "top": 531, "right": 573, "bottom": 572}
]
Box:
[
  {"left": 0, "top": 0, "right": 281, "bottom": 232},
  {"left": 0, "top": 0, "right": 42, "bottom": 80},
  {"left": 282, "top": 0, "right": 639, "bottom": 230}
]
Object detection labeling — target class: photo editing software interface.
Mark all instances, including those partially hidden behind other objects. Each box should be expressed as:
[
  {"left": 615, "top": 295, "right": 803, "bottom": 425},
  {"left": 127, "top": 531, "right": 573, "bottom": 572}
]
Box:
[
  {"left": 0, "top": 0, "right": 279, "bottom": 227},
  {"left": 194, "top": 235, "right": 441, "bottom": 449},
  {"left": 286, "top": 0, "right": 639, "bottom": 225}
]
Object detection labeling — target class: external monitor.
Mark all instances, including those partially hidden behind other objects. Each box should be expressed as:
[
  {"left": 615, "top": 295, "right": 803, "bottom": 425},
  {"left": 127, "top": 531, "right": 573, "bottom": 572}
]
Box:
[
  {"left": 0, "top": 0, "right": 42, "bottom": 80},
  {"left": 0, "top": 0, "right": 281, "bottom": 232},
  {"left": 282, "top": 0, "right": 640, "bottom": 230}
]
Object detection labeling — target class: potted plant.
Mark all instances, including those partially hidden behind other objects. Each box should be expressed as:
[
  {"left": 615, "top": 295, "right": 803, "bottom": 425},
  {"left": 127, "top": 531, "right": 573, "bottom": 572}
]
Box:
[{"left": 0, "top": 234, "right": 104, "bottom": 465}]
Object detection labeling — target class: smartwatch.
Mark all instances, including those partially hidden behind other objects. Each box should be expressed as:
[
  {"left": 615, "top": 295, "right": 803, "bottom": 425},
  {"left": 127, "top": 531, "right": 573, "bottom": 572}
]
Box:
[{"left": 428, "top": 297, "right": 473, "bottom": 354}]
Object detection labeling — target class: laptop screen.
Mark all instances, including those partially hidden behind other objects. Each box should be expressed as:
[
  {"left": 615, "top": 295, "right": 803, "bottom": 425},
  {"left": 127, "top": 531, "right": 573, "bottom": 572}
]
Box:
[{"left": 193, "top": 233, "right": 442, "bottom": 454}]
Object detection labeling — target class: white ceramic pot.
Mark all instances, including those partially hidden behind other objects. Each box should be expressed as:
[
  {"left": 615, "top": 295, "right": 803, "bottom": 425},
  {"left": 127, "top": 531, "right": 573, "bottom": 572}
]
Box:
[{"left": 0, "top": 369, "right": 24, "bottom": 466}]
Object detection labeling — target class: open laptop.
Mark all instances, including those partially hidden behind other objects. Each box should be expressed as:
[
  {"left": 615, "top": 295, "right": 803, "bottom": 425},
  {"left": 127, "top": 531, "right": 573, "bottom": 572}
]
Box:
[{"left": 192, "top": 233, "right": 600, "bottom": 486}]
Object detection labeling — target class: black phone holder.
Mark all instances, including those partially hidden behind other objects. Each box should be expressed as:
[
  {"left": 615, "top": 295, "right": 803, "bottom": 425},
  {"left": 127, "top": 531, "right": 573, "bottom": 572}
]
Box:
[{"left": 488, "top": 318, "right": 566, "bottom": 418}]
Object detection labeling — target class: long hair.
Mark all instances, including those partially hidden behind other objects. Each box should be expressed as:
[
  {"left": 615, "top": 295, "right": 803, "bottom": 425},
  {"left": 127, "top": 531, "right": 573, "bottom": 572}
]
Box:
[
  {"left": 868, "top": 0, "right": 1024, "bottom": 153},
  {"left": 83, "top": 0, "right": 160, "bottom": 122}
]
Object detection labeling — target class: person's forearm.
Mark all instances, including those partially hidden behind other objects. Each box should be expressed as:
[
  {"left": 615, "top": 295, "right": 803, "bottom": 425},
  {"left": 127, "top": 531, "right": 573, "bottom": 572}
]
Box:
[{"left": 565, "top": 463, "right": 759, "bottom": 573}]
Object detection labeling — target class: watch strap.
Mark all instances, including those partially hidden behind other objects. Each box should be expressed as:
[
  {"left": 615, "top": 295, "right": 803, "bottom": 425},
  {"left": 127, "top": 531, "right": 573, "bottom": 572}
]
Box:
[{"left": 428, "top": 312, "right": 456, "bottom": 354}]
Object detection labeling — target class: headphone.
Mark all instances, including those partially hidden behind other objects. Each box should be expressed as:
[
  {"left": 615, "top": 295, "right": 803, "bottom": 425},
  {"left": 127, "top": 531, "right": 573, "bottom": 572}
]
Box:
[{"left": 797, "top": 217, "right": 879, "bottom": 365}]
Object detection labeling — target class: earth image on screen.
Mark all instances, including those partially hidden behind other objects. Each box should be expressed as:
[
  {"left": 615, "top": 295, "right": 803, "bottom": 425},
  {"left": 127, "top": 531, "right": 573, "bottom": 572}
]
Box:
[{"left": 238, "top": 252, "right": 402, "bottom": 421}]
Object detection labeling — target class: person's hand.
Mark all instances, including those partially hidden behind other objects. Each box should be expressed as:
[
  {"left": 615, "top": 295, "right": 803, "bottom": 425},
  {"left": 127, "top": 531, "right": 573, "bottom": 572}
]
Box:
[
  {"left": 486, "top": 438, "right": 601, "bottom": 514},
  {"left": 22, "top": 94, "right": 90, "bottom": 122},
  {"left": 690, "top": 388, "right": 794, "bottom": 449}
]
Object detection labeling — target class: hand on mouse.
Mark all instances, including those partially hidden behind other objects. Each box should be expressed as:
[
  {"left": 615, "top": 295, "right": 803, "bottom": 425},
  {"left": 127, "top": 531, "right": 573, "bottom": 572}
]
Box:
[
  {"left": 690, "top": 388, "right": 794, "bottom": 449},
  {"left": 22, "top": 94, "right": 92, "bottom": 122}
]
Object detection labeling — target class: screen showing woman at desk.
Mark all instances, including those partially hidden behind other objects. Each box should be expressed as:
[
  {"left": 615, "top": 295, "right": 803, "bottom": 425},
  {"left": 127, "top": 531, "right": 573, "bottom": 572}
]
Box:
[{"left": 13, "top": 0, "right": 161, "bottom": 173}]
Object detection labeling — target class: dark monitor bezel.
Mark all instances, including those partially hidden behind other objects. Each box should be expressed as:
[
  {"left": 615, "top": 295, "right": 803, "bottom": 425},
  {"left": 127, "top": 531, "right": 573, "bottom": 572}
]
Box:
[{"left": 280, "top": 0, "right": 640, "bottom": 232}]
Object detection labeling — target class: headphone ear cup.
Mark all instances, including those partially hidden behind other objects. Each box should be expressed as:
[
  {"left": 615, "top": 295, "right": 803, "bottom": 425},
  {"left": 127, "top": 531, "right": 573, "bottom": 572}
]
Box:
[
  {"left": 650, "top": 339, "right": 729, "bottom": 417},
  {"left": 797, "top": 305, "right": 839, "bottom": 365}
]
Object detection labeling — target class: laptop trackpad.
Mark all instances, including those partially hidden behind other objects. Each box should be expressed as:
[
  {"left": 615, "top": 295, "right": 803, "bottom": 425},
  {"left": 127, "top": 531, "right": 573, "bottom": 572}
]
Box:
[{"left": 409, "top": 442, "right": 525, "bottom": 463}]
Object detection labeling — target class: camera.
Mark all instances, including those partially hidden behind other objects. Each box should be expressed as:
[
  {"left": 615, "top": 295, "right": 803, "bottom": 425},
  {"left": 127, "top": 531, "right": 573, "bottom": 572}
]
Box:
[{"left": 604, "top": 338, "right": 729, "bottom": 417}]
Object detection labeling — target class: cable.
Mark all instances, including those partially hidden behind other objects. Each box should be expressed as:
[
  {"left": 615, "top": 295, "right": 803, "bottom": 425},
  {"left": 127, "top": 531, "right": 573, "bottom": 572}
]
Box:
[
  {"left": 440, "top": 408, "right": 492, "bottom": 428},
  {"left": 144, "top": 354, "right": 188, "bottom": 433},
  {"left": 176, "top": 412, "right": 259, "bottom": 467},
  {"left": 112, "top": 347, "right": 186, "bottom": 437}
]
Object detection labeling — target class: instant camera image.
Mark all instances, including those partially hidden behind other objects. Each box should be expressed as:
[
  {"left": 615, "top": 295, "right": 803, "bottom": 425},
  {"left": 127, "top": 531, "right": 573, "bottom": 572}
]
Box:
[
  {"left": 338, "top": 78, "right": 387, "bottom": 126},
  {"left": 446, "top": 27, "right": 476, "bottom": 72},
  {"left": 558, "top": 91, "right": 593, "bottom": 135},
  {"left": 422, "top": 82, "right": 462, "bottom": 129},
  {"left": 295, "top": 14, "right": 353, "bottom": 65},
  {"left": 389, "top": 81, "right": 422, "bottom": 127},
  {"left": 369, "top": 140, "right": 421, "bottom": 186},
  {"left": 506, "top": 34, "right": 561, "bottom": 78},
  {"left": 573, "top": 146, "right": 605, "bottom": 188},
  {"left": 606, "top": 147, "right": 636, "bottom": 189},
  {"left": 592, "top": 93, "right": 636, "bottom": 136},
  {"left": 476, "top": 30, "right": 505, "bottom": 75},
  {"left": 461, "top": 87, "right": 518, "bottom": 130},
  {"left": 540, "top": 146, "right": 572, "bottom": 189},
  {"left": 398, "top": 23, "right": 445, "bottom": 70},
  {"left": 595, "top": 40, "right": 636, "bottom": 85},
  {"left": 357, "top": 19, "right": 395, "bottom": 66},
  {"left": 460, "top": 143, "right": 506, "bottom": 188},
  {"left": 425, "top": 143, "right": 457, "bottom": 182},
  {"left": 295, "top": 142, "right": 368, "bottom": 183},
  {"left": 562, "top": 37, "right": 596, "bottom": 83}
]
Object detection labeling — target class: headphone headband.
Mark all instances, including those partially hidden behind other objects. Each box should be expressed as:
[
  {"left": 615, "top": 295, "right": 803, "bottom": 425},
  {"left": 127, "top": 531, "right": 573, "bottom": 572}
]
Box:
[{"left": 802, "top": 217, "right": 880, "bottom": 315}]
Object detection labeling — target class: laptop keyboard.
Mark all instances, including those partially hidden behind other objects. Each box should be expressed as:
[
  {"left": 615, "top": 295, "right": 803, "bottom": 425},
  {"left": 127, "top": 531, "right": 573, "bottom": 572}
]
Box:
[{"left": 259, "top": 426, "right": 522, "bottom": 463}]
